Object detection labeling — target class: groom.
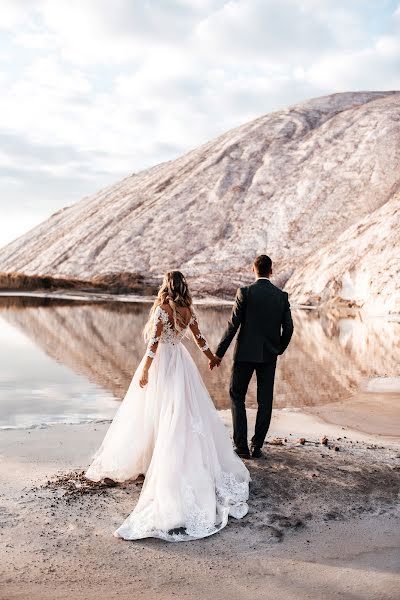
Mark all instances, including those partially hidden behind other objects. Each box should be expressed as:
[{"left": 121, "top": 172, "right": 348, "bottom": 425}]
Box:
[{"left": 210, "top": 255, "right": 294, "bottom": 459}]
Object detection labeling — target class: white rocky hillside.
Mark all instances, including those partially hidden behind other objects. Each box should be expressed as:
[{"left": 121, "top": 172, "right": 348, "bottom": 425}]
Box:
[
  {"left": 0, "top": 91, "right": 399, "bottom": 312},
  {"left": 286, "top": 190, "right": 400, "bottom": 314}
]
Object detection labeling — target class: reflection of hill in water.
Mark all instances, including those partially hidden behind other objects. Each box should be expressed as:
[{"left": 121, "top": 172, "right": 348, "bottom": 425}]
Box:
[{"left": 1, "top": 298, "right": 399, "bottom": 409}]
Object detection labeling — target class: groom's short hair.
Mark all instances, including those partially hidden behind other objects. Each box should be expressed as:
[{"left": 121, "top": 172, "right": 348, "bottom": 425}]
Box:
[{"left": 254, "top": 254, "right": 272, "bottom": 276}]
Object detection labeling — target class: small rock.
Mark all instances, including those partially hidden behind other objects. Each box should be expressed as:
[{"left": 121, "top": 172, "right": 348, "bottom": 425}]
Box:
[
  {"left": 320, "top": 435, "right": 328, "bottom": 446},
  {"left": 298, "top": 437, "right": 306, "bottom": 445},
  {"left": 269, "top": 437, "right": 284, "bottom": 446}
]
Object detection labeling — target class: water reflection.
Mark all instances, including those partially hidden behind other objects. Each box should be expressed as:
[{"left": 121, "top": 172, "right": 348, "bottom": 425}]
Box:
[{"left": 0, "top": 296, "right": 399, "bottom": 427}]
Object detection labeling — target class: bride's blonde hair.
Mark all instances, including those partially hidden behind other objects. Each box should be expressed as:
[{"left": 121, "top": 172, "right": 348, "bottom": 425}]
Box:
[{"left": 143, "top": 271, "right": 193, "bottom": 341}]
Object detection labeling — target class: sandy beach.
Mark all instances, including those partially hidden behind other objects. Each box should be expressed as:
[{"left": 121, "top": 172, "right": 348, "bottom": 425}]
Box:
[{"left": 1, "top": 408, "right": 399, "bottom": 600}]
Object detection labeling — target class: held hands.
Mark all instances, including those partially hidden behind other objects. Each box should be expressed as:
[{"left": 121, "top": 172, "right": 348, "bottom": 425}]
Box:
[
  {"left": 141, "top": 356, "right": 220, "bottom": 381},
  {"left": 208, "top": 354, "right": 222, "bottom": 371},
  {"left": 139, "top": 368, "right": 149, "bottom": 388}
]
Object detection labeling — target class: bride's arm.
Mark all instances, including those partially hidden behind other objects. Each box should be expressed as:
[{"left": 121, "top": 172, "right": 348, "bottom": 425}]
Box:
[
  {"left": 139, "top": 309, "right": 164, "bottom": 387},
  {"left": 189, "top": 313, "right": 216, "bottom": 362}
]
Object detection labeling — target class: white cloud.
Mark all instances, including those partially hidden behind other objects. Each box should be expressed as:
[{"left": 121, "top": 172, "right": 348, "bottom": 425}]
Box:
[
  {"left": 0, "top": 1, "right": 399, "bottom": 248},
  {"left": 194, "top": 0, "right": 337, "bottom": 63},
  {"left": 0, "top": 0, "right": 36, "bottom": 29},
  {"left": 36, "top": 0, "right": 213, "bottom": 64},
  {"left": 305, "top": 34, "right": 400, "bottom": 91}
]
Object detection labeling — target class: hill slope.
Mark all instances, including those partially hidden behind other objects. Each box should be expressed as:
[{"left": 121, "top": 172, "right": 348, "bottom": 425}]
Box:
[
  {"left": 0, "top": 91, "right": 399, "bottom": 311},
  {"left": 286, "top": 190, "right": 400, "bottom": 313}
]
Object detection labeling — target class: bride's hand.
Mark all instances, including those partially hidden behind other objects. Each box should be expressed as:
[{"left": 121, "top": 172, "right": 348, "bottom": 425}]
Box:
[{"left": 139, "top": 368, "right": 149, "bottom": 388}]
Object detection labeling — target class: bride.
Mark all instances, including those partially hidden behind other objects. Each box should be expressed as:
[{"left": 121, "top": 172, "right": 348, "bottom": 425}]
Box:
[{"left": 85, "top": 271, "right": 250, "bottom": 542}]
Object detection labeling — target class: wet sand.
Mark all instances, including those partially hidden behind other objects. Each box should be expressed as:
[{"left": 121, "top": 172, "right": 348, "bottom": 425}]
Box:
[
  {"left": 1, "top": 408, "right": 399, "bottom": 600},
  {"left": 304, "top": 392, "right": 400, "bottom": 439}
]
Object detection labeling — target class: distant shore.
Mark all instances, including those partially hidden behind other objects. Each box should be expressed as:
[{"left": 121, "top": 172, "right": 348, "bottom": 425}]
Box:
[
  {"left": 0, "top": 288, "right": 392, "bottom": 319},
  {"left": 0, "top": 271, "right": 161, "bottom": 296},
  {"left": 0, "top": 287, "right": 316, "bottom": 313},
  {"left": 0, "top": 271, "right": 383, "bottom": 315}
]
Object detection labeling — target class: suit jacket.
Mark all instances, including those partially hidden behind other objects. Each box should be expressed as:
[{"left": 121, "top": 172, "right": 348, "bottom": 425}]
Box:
[{"left": 216, "top": 279, "right": 294, "bottom": 363}]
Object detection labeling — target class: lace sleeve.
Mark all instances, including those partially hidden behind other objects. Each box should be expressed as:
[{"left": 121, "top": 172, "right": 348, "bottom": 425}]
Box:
[
  {"left": 145, "top": 306, "right": 166, "bottom": 358},
  {"left": 189, "top": 312, "right": 209, "bottom": 353}
]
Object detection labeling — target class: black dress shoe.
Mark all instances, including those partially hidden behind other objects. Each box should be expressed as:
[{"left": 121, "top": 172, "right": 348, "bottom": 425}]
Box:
[
  {"left": 234, "top": 447, "right": 251, "bottom": 459},
  {"left": 250, "top": 446, "right": 263, "bottom": 459}
]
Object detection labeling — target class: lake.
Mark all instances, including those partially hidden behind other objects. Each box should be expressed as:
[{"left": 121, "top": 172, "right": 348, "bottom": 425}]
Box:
[{"left": 0, "top": 295, "right": 399, "bottom": 429}]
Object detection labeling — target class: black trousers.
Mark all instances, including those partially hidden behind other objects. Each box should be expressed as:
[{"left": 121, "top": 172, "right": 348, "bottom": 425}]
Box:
[{"left": 229, "top": 359, "right": 277, "bottom": 450}]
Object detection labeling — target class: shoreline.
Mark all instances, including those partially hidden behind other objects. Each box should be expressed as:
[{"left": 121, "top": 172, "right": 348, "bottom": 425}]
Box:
[
  {"left": 2, "top": 404, "right": 399, "bottom": 445},
  {"left": 303, "top": 395, "right": 400, "bottom": 442}
]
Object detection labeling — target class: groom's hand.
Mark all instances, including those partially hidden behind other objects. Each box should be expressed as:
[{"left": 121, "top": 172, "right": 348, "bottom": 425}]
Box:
[{"left": 209, "top": 355, "right": 222, "bottom": 371}]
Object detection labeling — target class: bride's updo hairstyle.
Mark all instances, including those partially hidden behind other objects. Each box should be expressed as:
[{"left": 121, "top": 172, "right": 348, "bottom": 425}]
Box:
[{"left": 143, "top": 271, "right": 193, "bottom": 341}]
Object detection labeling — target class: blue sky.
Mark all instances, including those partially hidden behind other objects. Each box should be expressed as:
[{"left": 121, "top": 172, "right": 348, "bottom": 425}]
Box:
[{"left": 0, "top": 0, "right": 399, "bottom": 248}]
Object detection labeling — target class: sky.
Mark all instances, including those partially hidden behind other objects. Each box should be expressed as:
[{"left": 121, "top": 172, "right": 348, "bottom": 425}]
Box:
[{"left": 0, "top": 0, "right": 400, "bottom": 248}]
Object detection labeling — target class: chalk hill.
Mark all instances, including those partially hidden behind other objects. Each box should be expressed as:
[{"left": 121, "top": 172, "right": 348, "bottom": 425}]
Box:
[{"left": 0, "top": 91, "right": 399, "bottom": 312}]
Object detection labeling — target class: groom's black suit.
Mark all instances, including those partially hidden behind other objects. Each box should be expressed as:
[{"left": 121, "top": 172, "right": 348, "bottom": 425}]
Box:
[{"left": 216, "top": 278, "right": 294, "bottom": 451}]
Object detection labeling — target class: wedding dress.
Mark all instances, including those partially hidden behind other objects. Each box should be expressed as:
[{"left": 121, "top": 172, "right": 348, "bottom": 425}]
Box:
[{"left": 85, "top": 305, "right": 250, "bottom": 542}]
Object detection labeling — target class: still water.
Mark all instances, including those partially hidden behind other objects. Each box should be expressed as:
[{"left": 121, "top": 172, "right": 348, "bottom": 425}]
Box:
[{"left": 0, "top": 296, "right": 399, "bottom": 429}]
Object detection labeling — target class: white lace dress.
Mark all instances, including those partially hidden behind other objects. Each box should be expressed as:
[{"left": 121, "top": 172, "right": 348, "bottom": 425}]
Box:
[{"left": 85, "top": 306, "right": 250, "bottom": 542}]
